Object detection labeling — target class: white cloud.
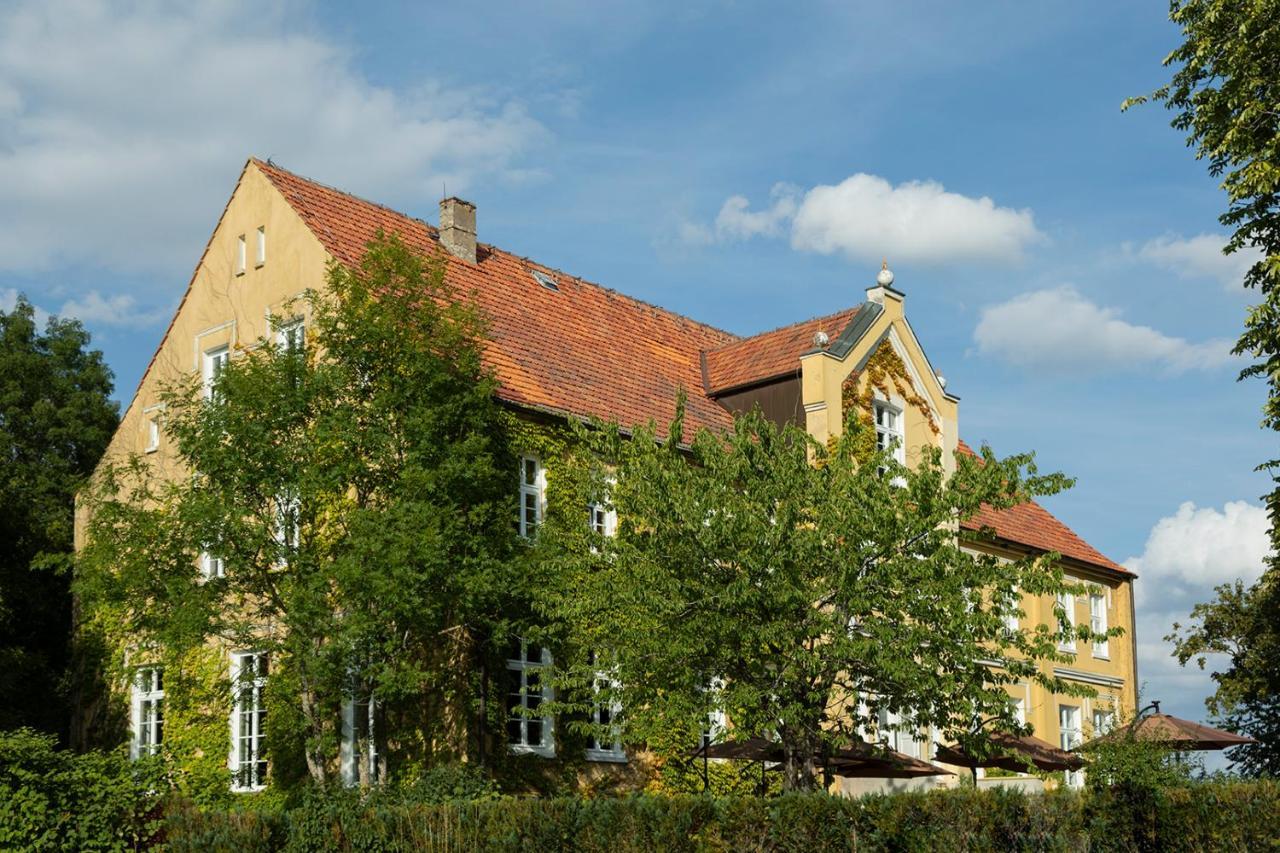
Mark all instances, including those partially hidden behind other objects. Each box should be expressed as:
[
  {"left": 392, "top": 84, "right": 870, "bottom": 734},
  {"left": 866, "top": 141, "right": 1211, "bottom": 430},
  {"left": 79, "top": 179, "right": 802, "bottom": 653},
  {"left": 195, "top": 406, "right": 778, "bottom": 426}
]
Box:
[
  {"left": 58, "top": 290, "right": 167, "bottom": 328},
  {"left": 1124, "top": 501, "right": 1270, "bottom": 595},
  {"left": 687, "top": 174, "right": 1044, "bottom": 264},
  {"left": 1136, "top": 233, "right": 1263, "bottom": 291},
  {"left": 973, "top": 286, "right": 1235, "bottom": 374},
  {"left": 1123, "top": 501, "right": 1271, "bottom": 725},
  {"left": 714, "top": 184, "right": 800, "bottom": 241},
  {"left": 0, "top": 0, "right": 546, "bottom": 276},
  {"left": 0, "top": 288, "right": 50, "bottom": 326}
]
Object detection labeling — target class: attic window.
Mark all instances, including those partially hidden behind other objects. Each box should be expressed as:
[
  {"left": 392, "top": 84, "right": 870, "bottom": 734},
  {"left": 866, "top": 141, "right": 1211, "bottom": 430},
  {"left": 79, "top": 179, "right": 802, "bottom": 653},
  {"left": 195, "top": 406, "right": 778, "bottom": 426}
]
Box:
[{"left": 531, "top": 270, "right": 559, "bottom": 292}]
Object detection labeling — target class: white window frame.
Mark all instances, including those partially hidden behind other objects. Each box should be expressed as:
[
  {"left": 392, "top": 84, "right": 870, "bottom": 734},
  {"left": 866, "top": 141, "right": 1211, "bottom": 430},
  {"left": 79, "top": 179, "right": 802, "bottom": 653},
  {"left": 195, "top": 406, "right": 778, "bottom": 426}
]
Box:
[
  {"left": 274, "top": 491, "right": 300, "bottom": 561},
  {"left": 1004, "top": 586, "right": 1021, "bottom": 633},
  {"left": 1090, "top": 592, "right": 1109, "bottom": 659},
  {"left": 878, "top": 708, "right": 922, "bottom": 759},
  {"left": 506, "top": 640, "right": 554, "bottom": 757},
  {"left": 872, "top": 399, "right": 905, "bottom": 478},
  {"left": 255, "top": 226, "right": 266, "bottom": 267},
  {"left": 1056, "top": 591, "right": 1077, "bottom": 653},
  {"left": 200, "top": 550, "right": 225, "bottom": 580},
  {"left": 1092, "top": 707, "right": 1115, "bottom": 737},
  {"left": 130, "top": 667, "right": 164, "bottom": 759},
  {"left": 518, "top": 457, "right": 545, "bottom": 539},
  {"left": 145, "top": 416, "right": 160, "bottom": 453},
  {"left": 202, "top": 345, "right": 229, "bottom": 400},
  {"left": 585, "top": 654, "right": 625, "bottom": 763},
  {"left": 1010, "top": 696, "right": 1026, "bottom": 727},
  {"left": 230, "top": 651, "right": 268, "bottom": 792},
  {"left": 236, "top": 234, "right": 247, "bottom": 275},
  {"left": 340, "top": 689, "right": 381, "bottom": 787},
  {"left": 701, "top": 677, "right": 727, "bottom": 748},
  {"left": 588, "top": 499, "right": 616, "bottom": 538},
  {"left": 276, "top": 318, "right": 304, "bottom": 352},
  {"left": 1059, "top": 704, "right": 1083, "bottom": 788}
]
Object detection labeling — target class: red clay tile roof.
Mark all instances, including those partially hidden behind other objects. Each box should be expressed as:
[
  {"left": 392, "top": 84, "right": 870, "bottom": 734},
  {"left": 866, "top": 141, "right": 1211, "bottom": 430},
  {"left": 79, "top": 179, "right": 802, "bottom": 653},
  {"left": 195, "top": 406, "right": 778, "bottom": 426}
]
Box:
[
  {"left": 703, "top": 308, "right": 861, "bottom": 394},
  {"left": 254, "top": 160, "right": 1125, "bottom": 578},
  {"left": 255, "top": 159, "right": 738, "bottom": 438},
  {"left": 956, "top": 441, "right": 1131, "bottom": 576}
]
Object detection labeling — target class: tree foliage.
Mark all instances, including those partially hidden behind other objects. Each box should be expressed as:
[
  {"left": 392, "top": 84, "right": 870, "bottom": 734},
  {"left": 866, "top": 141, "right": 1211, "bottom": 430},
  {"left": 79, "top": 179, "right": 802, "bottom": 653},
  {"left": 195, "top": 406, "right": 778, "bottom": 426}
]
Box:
[
  {"left": 1167, "top": 578, "right": 1280, "bottom": 775},
  {"left": 77, "top": 234, "right": 522, "bottom": 787},
  {"left": 1132, "top": 0, "right": 1280, "bottom": 772},
  {"left": 0, "top": 296, "right": 118, "bottom": 740},
  {"left": 538, "top": 401, "right": 1113, "bottom": 790}
]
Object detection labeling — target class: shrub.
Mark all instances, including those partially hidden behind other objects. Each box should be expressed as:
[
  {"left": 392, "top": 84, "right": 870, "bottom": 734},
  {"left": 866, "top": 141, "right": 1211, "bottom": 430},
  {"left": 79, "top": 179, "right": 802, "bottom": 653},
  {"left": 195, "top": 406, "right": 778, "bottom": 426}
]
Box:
[
  {"left": 0, "top": 728, "right": 164, "bottom": 852},
  {"left": 161, "top": 781, "right": 1280, "bottom": 852}
]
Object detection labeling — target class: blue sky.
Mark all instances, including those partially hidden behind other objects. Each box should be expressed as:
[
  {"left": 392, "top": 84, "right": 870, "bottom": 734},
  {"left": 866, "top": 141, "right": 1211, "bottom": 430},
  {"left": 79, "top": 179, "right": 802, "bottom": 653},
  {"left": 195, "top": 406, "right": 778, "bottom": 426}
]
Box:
[{"left": 1, "top": 1, "right": 1271, "bottom": 743}]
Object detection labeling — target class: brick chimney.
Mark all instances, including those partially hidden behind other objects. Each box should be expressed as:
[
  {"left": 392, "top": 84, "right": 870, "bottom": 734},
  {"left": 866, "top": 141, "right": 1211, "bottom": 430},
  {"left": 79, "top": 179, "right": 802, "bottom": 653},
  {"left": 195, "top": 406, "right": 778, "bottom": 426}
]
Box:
[{"left": 439, "top": 197, "right": 477, "bottom": 263}]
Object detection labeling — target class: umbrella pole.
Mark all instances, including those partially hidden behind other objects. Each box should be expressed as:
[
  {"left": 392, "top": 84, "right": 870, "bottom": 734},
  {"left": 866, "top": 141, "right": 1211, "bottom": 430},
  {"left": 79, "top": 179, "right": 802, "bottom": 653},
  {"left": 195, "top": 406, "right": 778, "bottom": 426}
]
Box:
[{"left": 971, "top": 766, "right": 978, "bottom": 787}]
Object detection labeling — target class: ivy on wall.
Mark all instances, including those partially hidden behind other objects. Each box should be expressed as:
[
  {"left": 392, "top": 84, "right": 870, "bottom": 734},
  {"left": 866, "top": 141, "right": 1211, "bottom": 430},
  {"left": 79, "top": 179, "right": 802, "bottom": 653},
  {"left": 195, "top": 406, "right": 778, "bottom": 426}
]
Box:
[{"left": 838, "top": 343, "right": 939, "bottom": 463}]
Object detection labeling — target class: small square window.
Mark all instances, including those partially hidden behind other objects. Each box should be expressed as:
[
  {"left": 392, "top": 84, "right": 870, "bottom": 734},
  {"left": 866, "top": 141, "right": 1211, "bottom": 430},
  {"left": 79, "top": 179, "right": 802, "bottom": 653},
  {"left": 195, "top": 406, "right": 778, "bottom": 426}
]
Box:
[
  {"left": 255, "top": 227, "right": 266, "bottom": 267},
  {"left": 236, "top": 235, "right": 246, "bottom": 276}
]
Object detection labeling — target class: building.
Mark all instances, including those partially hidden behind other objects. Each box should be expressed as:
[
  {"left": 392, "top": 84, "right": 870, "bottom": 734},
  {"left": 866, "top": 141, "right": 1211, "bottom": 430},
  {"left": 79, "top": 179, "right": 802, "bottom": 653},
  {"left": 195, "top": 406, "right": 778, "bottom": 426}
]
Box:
[{"left": 78, "top": 158, "right": 1137, "bottom": 792}]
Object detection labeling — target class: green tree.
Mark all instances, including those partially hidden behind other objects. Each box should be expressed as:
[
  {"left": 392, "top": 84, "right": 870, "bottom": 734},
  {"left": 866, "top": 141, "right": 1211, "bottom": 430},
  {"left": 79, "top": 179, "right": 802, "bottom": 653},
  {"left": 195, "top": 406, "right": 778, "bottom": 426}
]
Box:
[
  {"left": 1167, "top": 578, "right": 1280, "bottom": 775},
  {"left": 1131, "top": 0, "right": 1280, "bottom": 772},
  {"left": 0, "top": 296, "right": 117, "bottom": 740},
  {"left": 539, "top": 403, "right": 1113, "bottom": 791},
  {"left": 78, "top": 234, "right": 522, "bottom": 787}
]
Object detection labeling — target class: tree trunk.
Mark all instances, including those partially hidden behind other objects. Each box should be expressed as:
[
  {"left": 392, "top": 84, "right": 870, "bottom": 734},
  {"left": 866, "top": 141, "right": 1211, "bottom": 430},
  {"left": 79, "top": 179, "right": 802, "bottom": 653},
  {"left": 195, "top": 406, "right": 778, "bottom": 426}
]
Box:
[
  {"left": 299, "top": 679, "right": 328, "bottom": 787},
  {"left": 780, "top": 730, "right": 820, "bottom": 792}
]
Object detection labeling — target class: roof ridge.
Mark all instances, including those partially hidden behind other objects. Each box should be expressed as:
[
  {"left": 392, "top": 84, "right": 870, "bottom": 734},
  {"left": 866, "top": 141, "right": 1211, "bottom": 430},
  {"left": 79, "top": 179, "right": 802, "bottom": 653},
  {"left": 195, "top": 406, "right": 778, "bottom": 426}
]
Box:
[
  {"left": 252, "top": 157, "right": 741, "bottom": 344},
  {"left": 706, "top": 305, "right": 861, "bottom": 354}
]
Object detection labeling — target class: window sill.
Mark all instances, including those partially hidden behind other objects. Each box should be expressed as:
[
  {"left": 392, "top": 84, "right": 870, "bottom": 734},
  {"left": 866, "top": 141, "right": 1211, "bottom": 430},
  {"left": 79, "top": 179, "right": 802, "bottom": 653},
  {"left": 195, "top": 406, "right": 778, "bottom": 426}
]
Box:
[
  {"left": 585, "top": 749, "right": 628, "bottom": 764},
  {"left": 508, "top": 744, "right": 556, "bottom": 759},
  {"left": 144, "top": 445, "right": 159, "bottom": 454},
  {"left": 1093, "top": 653, "right": 1110, "bottom": 661},
  {"left": 230, "top": 784, "right": 266, "bottom": 794}
]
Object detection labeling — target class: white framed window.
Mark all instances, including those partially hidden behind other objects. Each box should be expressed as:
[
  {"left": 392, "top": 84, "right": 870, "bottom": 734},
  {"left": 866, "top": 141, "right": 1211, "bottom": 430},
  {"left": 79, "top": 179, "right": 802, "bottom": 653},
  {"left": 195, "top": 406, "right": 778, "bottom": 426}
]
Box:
[
  {"left": 588, "top": 500, "right": 616, "bottom": 538},
  {"left": 274, "top": 492, "right": 300, "bottom": 560},
  {"left": 1056, "top": 592, "right": 1076, "bottom": 653},
  {"left": 130, "top": 667, "right": 164, "bottom": 759},
  {"left": 585, "top": 652, "right": 624, "bottom": 763},
  {"left": 145, "top": 416, "right": 160, "bottom": 453},
  {"left": 340, "top": 689, "right": 381, "bottom": 787},
  {"left": 1004, "top": 587, "right": 1021, "bottom": 633},
  {"left": 1010, "top": 696, "right": 1026, "bottom": 727},
  {"left": 230, "top": 651, "right": 268, "bottom": 792},
  {"left": 236, "top": 234, "right": 247, "bottom": 275},
  {"left": 506, "top": 639, "right": 553, "bottom": 756},
  {"left": 873, "top": 400, "right": 905, "bottom": 475},
  {"left": 518, "top": 457, "right": 544, "bottom": 539},
  {"left": 1092, "top": 707, "right": 1115, "bottom": 737},
  {"left": 1090, "top": 593, "right": 1109, "bottom": 659},
  {"left": 255, "top": 226, "right": 266, "bottom": 267},
  {"left": 276, "top": 319, "right": 304, "bottom": 353},
  {"left": 200, "top": 550, "right": 225, "bottom": 580},
  {"left": 1059, "top": 704, "right": 1083, "bottom": 788},
  {"left": 878, "top": 708, "right": 922, "bottom": 759},
  {"left": 701, "top": 677, "right": 727, "bottom": 748},
  {"left": 203, "top": 346, "right": 230, "bottom": 400}
]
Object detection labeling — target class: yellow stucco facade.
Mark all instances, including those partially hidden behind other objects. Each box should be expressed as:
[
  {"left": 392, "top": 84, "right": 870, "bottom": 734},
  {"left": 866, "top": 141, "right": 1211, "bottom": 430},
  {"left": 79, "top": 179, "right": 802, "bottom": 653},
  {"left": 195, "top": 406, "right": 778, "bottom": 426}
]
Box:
[{"left": 80, "top": 159, "right": 1138, "bottom": 792}]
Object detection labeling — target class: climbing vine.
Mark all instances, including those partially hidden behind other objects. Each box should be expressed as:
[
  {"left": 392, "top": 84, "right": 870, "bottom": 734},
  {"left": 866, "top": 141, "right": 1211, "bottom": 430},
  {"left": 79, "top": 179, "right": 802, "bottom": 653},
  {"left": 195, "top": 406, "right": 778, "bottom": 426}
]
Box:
[{"left": 838, "top": 344, "right": 939, "bottom": 463}]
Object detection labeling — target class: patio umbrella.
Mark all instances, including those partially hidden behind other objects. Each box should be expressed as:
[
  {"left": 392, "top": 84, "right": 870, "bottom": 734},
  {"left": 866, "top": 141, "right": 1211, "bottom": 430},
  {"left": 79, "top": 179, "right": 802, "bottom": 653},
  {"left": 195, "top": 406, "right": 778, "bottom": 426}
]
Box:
[
  {"left": 823, "top": 741, "right": 954, "bottom": 779},
  {"left": 934, "top": 731, "right": 1085, "bottom": 774},
  {"left": 1077, "top": 703, "right": 1256, "bottom": 752},
  {"left": 695, "top": 737, "right": 952, "bottom": 784}
]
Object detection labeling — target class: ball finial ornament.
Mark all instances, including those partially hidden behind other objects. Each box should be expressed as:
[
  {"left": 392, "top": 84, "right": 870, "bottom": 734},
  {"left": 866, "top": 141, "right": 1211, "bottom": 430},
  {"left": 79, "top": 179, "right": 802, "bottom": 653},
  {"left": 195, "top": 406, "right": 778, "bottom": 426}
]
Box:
[
  {"left": 813, "top": 330, "right": 830, "bottom": 348},
  {"left": 876, "top": 259, "right": 895, "bottom": 287}
]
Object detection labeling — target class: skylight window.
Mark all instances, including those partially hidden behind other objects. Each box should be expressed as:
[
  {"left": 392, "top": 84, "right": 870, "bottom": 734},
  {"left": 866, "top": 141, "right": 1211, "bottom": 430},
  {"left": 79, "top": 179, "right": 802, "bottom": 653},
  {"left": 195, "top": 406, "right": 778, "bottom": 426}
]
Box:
[{"left": 531, "top": 270, "right": 558, "bottom": 291}]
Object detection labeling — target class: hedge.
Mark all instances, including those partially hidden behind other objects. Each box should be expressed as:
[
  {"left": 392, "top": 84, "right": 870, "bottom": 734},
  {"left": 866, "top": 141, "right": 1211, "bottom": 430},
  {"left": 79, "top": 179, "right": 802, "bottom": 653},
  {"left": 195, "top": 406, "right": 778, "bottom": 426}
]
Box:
[{"left": 161, "top": 782, "right": 1280, "bottom": 853}]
